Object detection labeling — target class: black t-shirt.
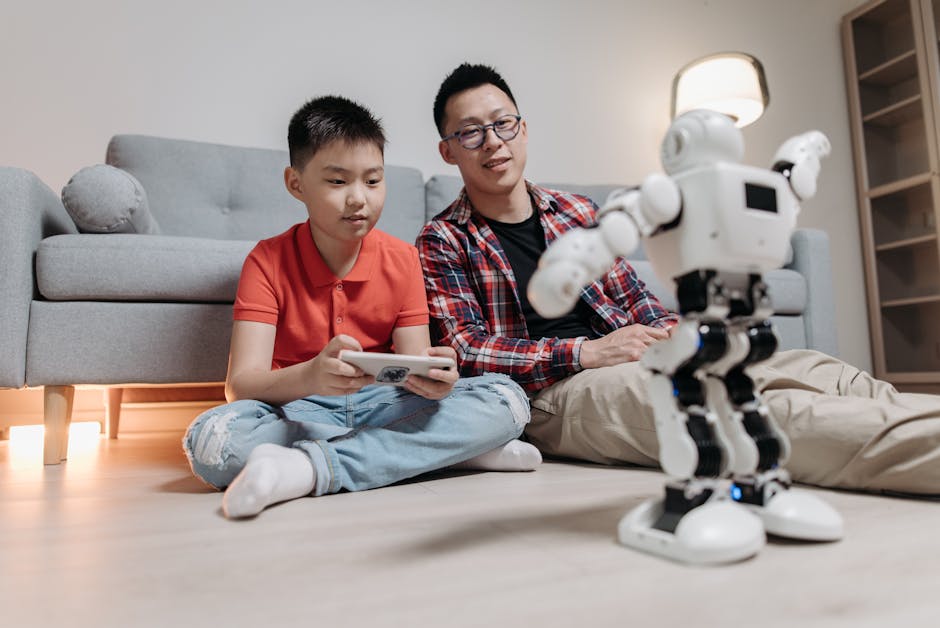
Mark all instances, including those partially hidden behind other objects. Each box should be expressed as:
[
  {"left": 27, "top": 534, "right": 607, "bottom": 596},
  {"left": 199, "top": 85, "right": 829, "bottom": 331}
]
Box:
[{"left": 484, "top": 209, "right": 596, "bottom": 341}]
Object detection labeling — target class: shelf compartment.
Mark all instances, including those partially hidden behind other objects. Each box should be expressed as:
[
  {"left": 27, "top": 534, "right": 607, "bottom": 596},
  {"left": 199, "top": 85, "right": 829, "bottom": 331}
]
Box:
[
  {"left": 863, "top": 93, "right": 924, "bottom": 125},
  {"left": 863, "top": 114, "right": 931, "bottom": 187},
  {"left": 881, "top": 299, "right": 940, "bottom": 372},
  {"left": 881, "top": 293, "right": 940, "bottom": 306},
  {"left": 876, "top": 233, "right": 938, "bottom": 251},
  {"left": 869, "top": 172, "right": 933, "bottom": 197},
  {"left": 870, "top": 178, "right": 937, "bottom": 246},
  {"left": 858, "top": 48, "right": 921, "bottom": 117},
  {"left": 852, "top": 0, "right": 917, "bottom": 73},
  {"left": 875, "top": 237, "right": 940, "bottom": 301},
  {"left": 859, "top": 48, "right": 918, "bottom": 83}
]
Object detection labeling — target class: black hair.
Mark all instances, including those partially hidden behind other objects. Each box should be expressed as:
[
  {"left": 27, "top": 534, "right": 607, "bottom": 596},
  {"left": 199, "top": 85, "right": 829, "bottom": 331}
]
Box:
[
  {"left": 433, "top": 63, "right": 518, "bottom": 136},
  {"left": 287, "top": 95, "right": 386, "bottom": 168}
]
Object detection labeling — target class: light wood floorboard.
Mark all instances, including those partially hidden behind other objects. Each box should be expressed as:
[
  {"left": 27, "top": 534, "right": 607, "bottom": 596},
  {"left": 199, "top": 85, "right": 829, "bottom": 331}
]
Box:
[{"left": 1, "top": 431, "right": 938, "bottom": 627}]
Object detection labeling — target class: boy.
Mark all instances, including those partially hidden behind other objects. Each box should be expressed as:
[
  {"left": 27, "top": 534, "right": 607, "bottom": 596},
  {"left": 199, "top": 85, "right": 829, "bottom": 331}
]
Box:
[
  {"left": 417, "top": 62, "right": 940, "bottom": 494},
  {"left": 184, "top": 95, "right": 537, "bottom": 519}
]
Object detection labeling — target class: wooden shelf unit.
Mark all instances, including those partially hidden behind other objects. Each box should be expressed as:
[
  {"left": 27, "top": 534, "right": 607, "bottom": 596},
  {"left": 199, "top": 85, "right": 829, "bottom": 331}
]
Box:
[{"left": 843, "top": 0, "right": 940, "bottom": 388}]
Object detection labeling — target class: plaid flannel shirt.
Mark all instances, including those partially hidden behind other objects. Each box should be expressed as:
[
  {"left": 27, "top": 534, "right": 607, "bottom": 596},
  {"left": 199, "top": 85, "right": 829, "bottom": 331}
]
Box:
[{"left": 416, "top": 181, "right": 678, "bottom": 393}]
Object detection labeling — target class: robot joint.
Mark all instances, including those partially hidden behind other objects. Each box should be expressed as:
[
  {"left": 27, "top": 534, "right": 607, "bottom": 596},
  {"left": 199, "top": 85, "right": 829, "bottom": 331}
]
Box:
[
  {"left": 730, "top": 470, "right": 791, "bottom": 507},
  {"left": 729, "top": 298, "right": 751, "bottom": 317},
  {"left": 724, "top": 368, "right": 756, "bottom": 406},
  {"left": 729, "top": 476, "right": 766, "bottom": 506},
  {"left": 672, "top": 324, "right": 728, "bottom": 407},
  {"left": 697, "top": 323, "right": 729, "bottom": 362},
  {"left": 772, "top": 160, "right": 795, "bottom": 177},
  {"left": 652, "top": 483, "right": 715, "bottom": 533},
  {"left": 674, "top": 372, "right": 706, "bottom": 408},
  {"left": 744, "top": 322, "right": 778, "bottom": 363},
  {"left": 677, "top": 270, "right": 720, "bottom": 315},
  {"left": 686, "top": 413, "right": 723, "bottom": 478},
  {"left": 741, "top": 410, "right": 782, "bottom": 472}
]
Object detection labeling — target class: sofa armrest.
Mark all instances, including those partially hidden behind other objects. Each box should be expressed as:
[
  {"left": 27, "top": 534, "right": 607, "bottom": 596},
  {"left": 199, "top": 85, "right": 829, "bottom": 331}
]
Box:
[
  {"left": 786, "top": 228, "right": 838, "bottom": 357},
  {"left": 0, "top": 168, "right": 77, "bottom": 387}
]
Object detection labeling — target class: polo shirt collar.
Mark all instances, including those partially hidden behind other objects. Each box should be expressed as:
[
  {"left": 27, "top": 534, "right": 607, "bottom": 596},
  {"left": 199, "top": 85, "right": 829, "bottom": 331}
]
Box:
[{"left": 298, "top": 220, "right": 377, "bottom": 287}]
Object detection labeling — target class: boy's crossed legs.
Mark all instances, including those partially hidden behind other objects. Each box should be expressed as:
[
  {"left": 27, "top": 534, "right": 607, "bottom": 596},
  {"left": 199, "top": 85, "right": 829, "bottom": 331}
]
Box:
[
  {"left": 224, "top": 437, "right": 541, "bottom": 518},
  {"left": 183, "top": 373, "right": 537, "bottom": 518}
]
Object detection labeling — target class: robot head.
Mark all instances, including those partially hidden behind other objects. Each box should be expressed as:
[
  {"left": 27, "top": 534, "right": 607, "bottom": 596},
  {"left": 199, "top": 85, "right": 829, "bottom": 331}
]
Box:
[{"left": 660, "top": 109, "right": 745, "bottom": 175}]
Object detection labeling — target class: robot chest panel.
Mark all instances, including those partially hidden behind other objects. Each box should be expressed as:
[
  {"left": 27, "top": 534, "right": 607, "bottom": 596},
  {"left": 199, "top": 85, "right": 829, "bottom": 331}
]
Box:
[{"left": 647, "top": 165, "right": 797, "bottom": 279}]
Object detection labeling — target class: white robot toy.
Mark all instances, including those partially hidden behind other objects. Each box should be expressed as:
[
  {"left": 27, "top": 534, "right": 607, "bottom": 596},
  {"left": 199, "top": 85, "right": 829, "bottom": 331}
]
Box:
[{"left": 528, "top": 109, "right": 844, "bottom": 565}]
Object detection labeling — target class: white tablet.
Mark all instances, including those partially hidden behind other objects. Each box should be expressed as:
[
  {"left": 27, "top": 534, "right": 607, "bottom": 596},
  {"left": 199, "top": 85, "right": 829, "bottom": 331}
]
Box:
[{"left": 338, "top": 351, "right": 456, "bottom": 385}]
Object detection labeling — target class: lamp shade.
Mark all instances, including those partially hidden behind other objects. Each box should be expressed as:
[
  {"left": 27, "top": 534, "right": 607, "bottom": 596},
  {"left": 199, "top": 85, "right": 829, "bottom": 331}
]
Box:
[{"left": 671, "top": 52, "right": 769, "bottom": 127}]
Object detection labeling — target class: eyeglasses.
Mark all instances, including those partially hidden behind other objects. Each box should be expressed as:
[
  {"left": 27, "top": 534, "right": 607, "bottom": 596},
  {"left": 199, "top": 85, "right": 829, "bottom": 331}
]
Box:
[{"left": 441, "top": 114, "right": 522, "bottom": 149}]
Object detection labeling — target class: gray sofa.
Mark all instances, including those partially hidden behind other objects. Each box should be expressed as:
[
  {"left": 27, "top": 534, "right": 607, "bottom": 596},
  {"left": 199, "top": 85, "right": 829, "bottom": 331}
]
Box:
[{"left": 0, "top": 135, "right": 838, "bottom": 464}]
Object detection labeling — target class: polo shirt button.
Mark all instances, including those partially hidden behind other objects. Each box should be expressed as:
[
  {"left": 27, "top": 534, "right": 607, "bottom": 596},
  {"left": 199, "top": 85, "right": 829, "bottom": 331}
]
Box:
[
  {"left": 336, "top": 316, "right": 343, "bottom": 323},
  {"left": 336, "top": 283, "right": 343, "bottom": 291}
]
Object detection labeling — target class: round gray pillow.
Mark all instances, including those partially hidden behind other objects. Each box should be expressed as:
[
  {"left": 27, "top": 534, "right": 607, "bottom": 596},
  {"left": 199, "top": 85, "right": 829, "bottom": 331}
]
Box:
[{"left": 61, "top": 164, "right": 160, "bottom": 234}]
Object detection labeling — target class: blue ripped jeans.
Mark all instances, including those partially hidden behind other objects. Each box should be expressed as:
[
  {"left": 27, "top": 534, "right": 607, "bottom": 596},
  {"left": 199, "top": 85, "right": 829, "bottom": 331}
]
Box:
[{"left": 182, "top": 373, "right": 529, "bottom": 496}]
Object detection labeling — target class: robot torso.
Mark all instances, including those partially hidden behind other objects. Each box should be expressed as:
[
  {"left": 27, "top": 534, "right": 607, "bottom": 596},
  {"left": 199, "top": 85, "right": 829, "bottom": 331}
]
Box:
[{"left": 643, "top": 161, "right": 798, "bottom": 287}]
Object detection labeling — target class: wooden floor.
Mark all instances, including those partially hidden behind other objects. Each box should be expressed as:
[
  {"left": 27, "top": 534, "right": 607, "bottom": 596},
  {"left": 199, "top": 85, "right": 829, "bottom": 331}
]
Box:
[{"left": 1, "top": 430, "right": 939, "bottom": 627}]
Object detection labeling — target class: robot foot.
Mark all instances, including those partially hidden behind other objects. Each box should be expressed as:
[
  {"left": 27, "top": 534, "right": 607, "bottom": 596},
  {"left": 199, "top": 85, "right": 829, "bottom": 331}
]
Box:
[
  {"left": 733, "top": 476, "right": 844, "bottom": 542},
  {"left": 617, "top": 493, "right": 764, "bottom": 565},
  {"left": 750, "top": 488, "right": 844, "bottom": 541}
]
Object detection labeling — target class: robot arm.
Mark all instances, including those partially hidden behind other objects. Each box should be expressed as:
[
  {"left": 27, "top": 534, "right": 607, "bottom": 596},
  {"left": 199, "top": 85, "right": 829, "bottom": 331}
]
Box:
[
  {"left": 599, "top": 172, "right": 682, "bottom": 242},
  {"left": 528, "top": 174, "right": 681, "bottom": 319},
  {"left": 772, "top": 131, "right": 831, "bottom": 201}
]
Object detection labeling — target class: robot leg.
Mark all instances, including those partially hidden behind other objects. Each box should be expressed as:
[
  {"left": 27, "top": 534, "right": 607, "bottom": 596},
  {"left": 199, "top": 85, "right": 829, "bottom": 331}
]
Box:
[
  {"left": 707, "top": 319, "right": 843, "bottom": 541},
  {"left": 617, "top": 319, "right": 764, "bottom": 565},
  {"left": 641, "top": 319, "right": 733, "bottom": 481},
  {"left": 704, "top": 320, "right": 787, "bottom": 476}
]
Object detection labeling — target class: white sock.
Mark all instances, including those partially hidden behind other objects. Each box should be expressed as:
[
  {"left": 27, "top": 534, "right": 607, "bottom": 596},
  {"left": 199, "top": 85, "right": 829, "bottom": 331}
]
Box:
[
  {"left": 222, "top": 443, "right": 316, "bottom": 519},
  {"left": 451, "top": 439, "right": 542, "bottom": 472}
]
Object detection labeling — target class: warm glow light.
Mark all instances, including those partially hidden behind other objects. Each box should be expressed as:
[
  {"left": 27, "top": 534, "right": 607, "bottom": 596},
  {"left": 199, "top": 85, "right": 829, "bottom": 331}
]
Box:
[
  {"left": 9, "top": 421, "right": 101, "bottom": 465},
  {"left": 672, "top": 53, "right": 769, "bottom": 127}
]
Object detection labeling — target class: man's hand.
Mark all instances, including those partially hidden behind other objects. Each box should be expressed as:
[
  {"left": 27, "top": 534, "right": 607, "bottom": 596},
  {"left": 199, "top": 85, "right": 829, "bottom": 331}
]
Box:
[
  {"left": 579, "top": 324, "right": 670, "bottom": 369},
  {"left": 308, "top": 335, "right": 375, "bottom": 396},
  {"left": 403, "top": 345, "right": 459, "bottom": 400}
]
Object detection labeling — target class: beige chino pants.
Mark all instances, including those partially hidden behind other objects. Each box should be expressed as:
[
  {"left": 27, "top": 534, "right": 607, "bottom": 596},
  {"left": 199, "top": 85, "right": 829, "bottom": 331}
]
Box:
[{"left": 527, "top": 349, "right": 940, "bottom": 494}]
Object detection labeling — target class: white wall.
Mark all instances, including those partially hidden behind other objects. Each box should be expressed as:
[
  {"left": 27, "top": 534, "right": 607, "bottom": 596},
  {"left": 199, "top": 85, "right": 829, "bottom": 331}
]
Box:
[{"left": 1, "top": 0, "right": 872, "bottom": 370}]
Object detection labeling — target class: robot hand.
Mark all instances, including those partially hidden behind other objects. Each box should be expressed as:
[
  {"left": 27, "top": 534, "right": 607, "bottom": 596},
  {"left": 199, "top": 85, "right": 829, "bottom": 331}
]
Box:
[
  {"left": 529, "top": 174, "right": 681, "bottom": 319},
  {"left": 772, "top": 131, "right": 831, "bottom": 201}
]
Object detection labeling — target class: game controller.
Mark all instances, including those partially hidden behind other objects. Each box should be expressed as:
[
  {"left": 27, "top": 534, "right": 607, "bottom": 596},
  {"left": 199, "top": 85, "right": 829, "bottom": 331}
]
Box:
[{"left": 338, "top": 351, "right": 456, "bottom": 385}]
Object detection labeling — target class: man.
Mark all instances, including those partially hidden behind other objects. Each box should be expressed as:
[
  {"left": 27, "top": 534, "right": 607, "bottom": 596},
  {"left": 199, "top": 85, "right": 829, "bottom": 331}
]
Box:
[{"left": 416, "top": 62, "right": 940, "bottom": 495}]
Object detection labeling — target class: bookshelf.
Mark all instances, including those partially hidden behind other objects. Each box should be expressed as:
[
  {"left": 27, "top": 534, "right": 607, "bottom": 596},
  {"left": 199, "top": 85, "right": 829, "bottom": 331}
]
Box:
[{"left": 843, "top": 0, "right": 940, "bottom": 390}]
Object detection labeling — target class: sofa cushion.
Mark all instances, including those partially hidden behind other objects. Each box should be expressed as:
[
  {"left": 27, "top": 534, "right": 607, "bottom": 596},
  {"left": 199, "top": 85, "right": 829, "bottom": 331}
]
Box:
[
  {"left": 106, "top": 135, "right": 427, "bottom": 244},
  {"left": 61, "top": 165, "right": 160, "bottom": 234},
  {"left": 425, "top": 175, "right": 466, "bottom": 222},
  {"left": 37, "top": 234, "right": 254, "bottom": 302},
  {"left": 26, "top": 301, "right": 233, "bottom": 385}
]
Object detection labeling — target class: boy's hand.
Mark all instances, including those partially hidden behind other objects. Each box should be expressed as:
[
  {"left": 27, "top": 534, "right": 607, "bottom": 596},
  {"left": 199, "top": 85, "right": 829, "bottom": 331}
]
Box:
[
  {"left": 403, "top": 346, "right": 459, "bottom": 400},
  {"left": 309, "top": 335, "right": 375, "bottom": 396}
]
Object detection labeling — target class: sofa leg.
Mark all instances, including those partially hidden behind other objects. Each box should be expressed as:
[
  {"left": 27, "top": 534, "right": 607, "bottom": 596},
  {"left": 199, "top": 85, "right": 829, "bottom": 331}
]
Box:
[
  {"left": 44, "top": 385, "right": 75, "bottom": 465},
  {"left": 106, "top": 387, "right": 123, "bottom": 440}
]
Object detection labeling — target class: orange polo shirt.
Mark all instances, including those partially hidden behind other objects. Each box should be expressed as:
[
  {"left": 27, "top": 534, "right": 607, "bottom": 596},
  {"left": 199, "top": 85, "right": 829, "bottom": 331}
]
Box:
[{"left": 233, "top": 221, "right": 429, "bottom": 370}]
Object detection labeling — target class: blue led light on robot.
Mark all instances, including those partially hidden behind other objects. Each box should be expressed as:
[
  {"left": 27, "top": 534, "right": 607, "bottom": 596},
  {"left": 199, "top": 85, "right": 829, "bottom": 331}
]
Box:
[{"left": 731, "top": 484, "right": 743, "bottom": 501}]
